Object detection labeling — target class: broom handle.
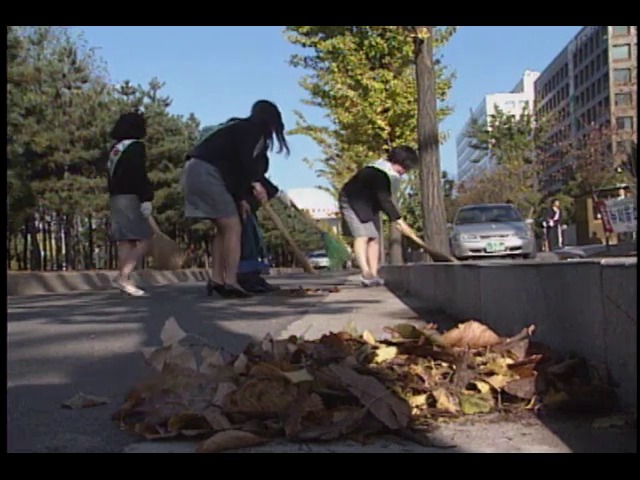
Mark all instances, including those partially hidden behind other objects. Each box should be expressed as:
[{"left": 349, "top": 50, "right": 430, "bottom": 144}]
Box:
[
  {"left": 278, "top": 197, "right": 326, "bottom": 234},
  {"left": 396, "top": 222, "right": 458, "bottom": 263},
  {"left": 147, "top": 215, "right": 163, "bottom": 235},
  {"left": 262, "top": 203, "right": 317, "bottom": 275}
]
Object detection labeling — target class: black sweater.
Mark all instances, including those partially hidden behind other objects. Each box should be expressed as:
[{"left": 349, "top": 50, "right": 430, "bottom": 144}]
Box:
[
  {"left": 340, "top": 167, "right": 401, "bottom": 222},
  {"left": 245, "top": 153, "right": 279, "bottom": 212},
  {"left": 107, "top": 141, "right": 154, "bottom": 203},
  {"left": 187, "top": 118, "right": 266, "bottom": 201}
]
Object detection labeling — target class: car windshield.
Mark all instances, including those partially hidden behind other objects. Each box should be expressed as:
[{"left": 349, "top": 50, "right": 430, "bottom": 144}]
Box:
[
  {"left": 307, "top": 252, "right": 327, "bottom": 258},
  {"left": 455, "top": 205, "right": 523, "bottom": 225}
]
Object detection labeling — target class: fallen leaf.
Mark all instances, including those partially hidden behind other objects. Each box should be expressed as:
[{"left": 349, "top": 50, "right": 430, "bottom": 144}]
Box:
[
  {"left": 197, "top": 430, "right": 267, "bottom": 453},
  {"left": 281, "top": 369, "right": 314, "bottom": 384},
  {"left": 142, "top": 346, "right": 172, "bottom": 371},
  {"left": 503, "top": 377, "right": 536, "bottom": 400},
  {"left": 470, "top": 380, "right": 492, "bottom": 395},
  {"left": 432, "top": 388, "right": 460, "bottom": 414},
  {"left": 385, "top": 324, "right": 424, "bottom": 340},
  {"left": 212, "top": 382, "right": 237, "bottom": 407},
  {"left": 485, "top": 374, "right": 511, "bottom": 391},
  {"left": 160, "top": 317, "right": 188, "bottom": 347},
  {"left": 441, "top": 320, "right": 501, "bottom": 349},
  {"left": 328, "top": 364, "right": 411, "bottom": 430},
  {"left": 134, "top": 423, "right": 180, "bottom": 440},
  {"left": 200, "top": 347, "right": 227, "bottom": 373},
  {"left": 459, "top": 392, "right": 495, "bottom": 414},
  {"left": 233, "top": 354, "right": 249, "bottom": 374},
  {"left": 167, "top": 412, "right": 211, "bottom": 433},
  {"left": 372, "top": 346, "right": 398, "bottom": 364},
  {"left": 295, "top": 408, "right": 366, "bottom": 441},
  {"left": 202, "top": 407, "right": 233, "bottom": 431},
  {"left": 362, "top": 330, "right": 377, "bottom": 345},
  {"left": 407, "top": 394, "right": 427, "bottom": 409},
  {"left": 342, "top": 321, "right": 359, "bottom": 337},
  {"left": 222, "top": 378, "right": 298, "bottom": 416},
  {"left": 62, "top": 393, "right": 109, "bottom": 409},
  {"left": 165, "top": 344, "right": 198, "bottom": 371}
]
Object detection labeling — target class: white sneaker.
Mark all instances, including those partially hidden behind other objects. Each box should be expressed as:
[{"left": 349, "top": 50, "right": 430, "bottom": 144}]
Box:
[
  {"left": 114, "top": 278, "right": 147, "bottom": 297},
  {"left": 360, "top": 275, "right": 375, "bottom": 287},
  {"left": 372, "top": 277, "right": 385, "bottom": 286}
]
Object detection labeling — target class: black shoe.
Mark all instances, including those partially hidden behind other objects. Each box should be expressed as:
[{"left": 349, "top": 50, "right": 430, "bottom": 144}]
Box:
[
  {"left": 256, "top": 276, "right": 281, "bottom": 292},
  {"left": 221, "top": 284, "right": 253, "bottom": 299},
  {"left": 206, "top": 280, "right": 225, "bottom": 297}
]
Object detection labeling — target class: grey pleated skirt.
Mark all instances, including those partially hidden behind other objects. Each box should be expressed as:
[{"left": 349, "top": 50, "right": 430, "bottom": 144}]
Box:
[
  {"left": 182, "top": 158, "right": 238, "bottom": 219},
  {"left": 339, "top": 195, "right": 381, "bottom": 239},
  {"left": 109, "top": 194, "right": 153, "bottom": 242}
]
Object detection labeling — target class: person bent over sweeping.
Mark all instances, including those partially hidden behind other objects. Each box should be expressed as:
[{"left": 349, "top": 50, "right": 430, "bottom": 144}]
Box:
[
  {"left": 236, "top": 156, "right": 291, "bottom": 294},
  {"left": 339, "top": 146, "right": 419, "bottom": 287}
]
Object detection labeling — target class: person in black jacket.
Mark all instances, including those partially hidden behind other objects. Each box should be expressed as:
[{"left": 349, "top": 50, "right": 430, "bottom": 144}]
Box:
[
  {"left": 542, "top": 198, "right": 563, "bottom": 251},
  {"left": 236, "top": 151, "right": 291, "bottom": 294},
  {"left": 339, "top": 146, "right": 418, "bottom": 287},
  {"left": 183, "top": 100, "right": 289, "bottom": 298},
  {"left": 107, "top": 111, "right": 154, "bottom": 296}
]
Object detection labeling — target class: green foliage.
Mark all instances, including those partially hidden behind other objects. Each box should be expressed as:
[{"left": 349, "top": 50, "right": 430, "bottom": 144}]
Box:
[{"left": 285, "top": 26, "right": 457, "bottom": 234}]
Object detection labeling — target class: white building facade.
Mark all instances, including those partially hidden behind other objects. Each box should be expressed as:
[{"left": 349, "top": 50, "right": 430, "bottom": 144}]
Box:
[{"left": 456, "top": 70, "right": 540, "bottom": 184}]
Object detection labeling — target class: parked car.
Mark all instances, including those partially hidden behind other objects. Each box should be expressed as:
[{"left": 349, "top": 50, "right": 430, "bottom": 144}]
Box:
[
  {"left": 307, "top": 250, "right": 331, "bottom": 269},
  {"left": 449, "top": 203, "right": 537, "bottom": 260}
]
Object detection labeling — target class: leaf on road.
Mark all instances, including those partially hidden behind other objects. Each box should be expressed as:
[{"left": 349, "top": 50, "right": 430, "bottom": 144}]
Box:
[
  {"left": 485, "top": 374, "right": 512, "bottom": 391},
  {"left": 372, "top": 346, "right": 398, "bottom": 364},
  {"left": 295, "top": 407, "right": 366, "bottom": 441},
  {"left": 200, "top": 346, "right": 227, "bottom": 373},
  {"left": 142, "top": 346, "right": 172, "bottom": 372},
  {"left": 459, "top": 392, "right": 495, "bottom": 414},
  {"left": 202, "top": 407, "right": 233, "bottom": 431},
  {"left": 167, "top": 412, "right": 211, "bottom": 433},
  {"left": 233, "top": 353, "right": 249, "bottom": 374},
  {"left": 328, "top": 364, "right": 411, "bottom": 430},
  {"left": 504, "top": 377, "right": 536, "bottom": 400},
  {"left": 281, "top": 368, "right": 315, "bottom": 384},
  {"left": 212, "top": 382, "right": 237, "bottom": 407},
  {"left": 433, "top": 388, "right": 460, "bottom": 414},
  {"left": 362, "top": 330, "right": 377, "bottom": 345},
  {"left": 222, "top": 378, "right": 298, "bottom": 416},
  {"left": 441, "top": 320, "right": 501, "bottom": 349},
  {"left": 166, "top": 344, "right": 198, "bottom": 371},
  {"left": 62, "top": 393, "right": 109, "bottom": 409},
  {"left": 197, "top": 430, "right": 267, "bottom": 453},
  {"left": 385, "top": 323, "right": 424, "bottom": 340},
  {"left": 160, "top": 317, "right": 188, "bottom": 347}
]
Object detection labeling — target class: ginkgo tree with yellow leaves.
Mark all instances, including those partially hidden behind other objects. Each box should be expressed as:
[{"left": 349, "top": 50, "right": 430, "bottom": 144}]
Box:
[{"left": 284, "top": 26, "right": 457, "bottom": 260}]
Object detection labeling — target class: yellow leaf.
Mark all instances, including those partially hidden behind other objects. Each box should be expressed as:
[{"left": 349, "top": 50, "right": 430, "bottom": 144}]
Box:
[
  {"left": 408, "top": 394, "right": 427, "bottom": 408},
  {"left": 372, "top": 346, "right": 398, "bottom": 364},
  {"left": 485, "top": 374, "right": 511, "bottom": 391},
  {"left": 471, "top": 380, "right": 492, "bottom": 394},
  {"left": 433, "top": 388, "right": 460, "bottom": 414},
  {"left": 459, "top": 392, "right": 495, "bottom": 414},
  {"left": 362, "top": 330, "right": 376, "bottom": 345}
]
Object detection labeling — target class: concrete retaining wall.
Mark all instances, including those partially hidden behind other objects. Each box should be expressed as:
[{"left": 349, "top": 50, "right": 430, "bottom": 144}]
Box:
[
  {"left": 7, "top": 268, "right": 304, "bottom": 297},
  {"left": 381, "top": 259, "right": 637, "bottom": 409}
]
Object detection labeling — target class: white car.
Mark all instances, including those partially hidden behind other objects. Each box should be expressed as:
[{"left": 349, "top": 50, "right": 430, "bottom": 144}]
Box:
[
  {"left": 307, "top": 250, "right": 330, "bottom": 269},
  {"left": 449, "top": 203, "right": 537, "bottom": 260}
]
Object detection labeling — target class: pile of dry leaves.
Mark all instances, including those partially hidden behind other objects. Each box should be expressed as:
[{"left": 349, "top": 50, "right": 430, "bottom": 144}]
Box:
[{"left": 112, "top": 318, "right": 615, "bottom": 452}]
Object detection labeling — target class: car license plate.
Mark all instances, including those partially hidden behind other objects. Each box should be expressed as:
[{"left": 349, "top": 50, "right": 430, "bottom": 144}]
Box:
[{"left": 485, "top": 241, "right": 506, "bottom": 253}]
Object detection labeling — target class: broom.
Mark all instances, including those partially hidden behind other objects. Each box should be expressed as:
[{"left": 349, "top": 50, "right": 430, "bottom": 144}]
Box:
[
  {"left": 147, "top": 216, "right": 186, "bottom": 270},
  {"left": 278, "top": 198, "right": 351, "bottom": 270},
  {"left": 262, "top": 203, "right": 317, "bottom": 274},
  {"left": 396, "top": 222, "right": 458, "bottom": 263}
]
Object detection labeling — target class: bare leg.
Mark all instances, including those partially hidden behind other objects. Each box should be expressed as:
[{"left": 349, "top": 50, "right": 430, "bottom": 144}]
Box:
[
  {"left": 210, "top": 229, "right": 225, "bottom": 285},
  {"left": 353, "top": 236, "right": 372, "bottom": 279},
  {"left": 366, "top": 238, "right": 380, "bottom": 278},
  {"left": 215, "top": 215, "right": 245, "bottom": 290},
  {"left": 117, "top": 241, "right": 134, "bottom": 282}
]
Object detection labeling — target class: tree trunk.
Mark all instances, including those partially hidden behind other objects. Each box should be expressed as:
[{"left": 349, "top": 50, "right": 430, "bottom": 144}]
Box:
[
  {"left": 42, "top": 217, "right": 49, "bottom": 271},
  {"left": 22, "top": 219, "right": 29, "bottom": 269},
  {"left": 29, "top": 216, "right": 42, "bottom": 271},
  {"left": 87, "top": 213, "right": 94, "bottom": 270},
  {"left": 414, "top": 26, "right": 450, "bottom": 258},
  {"left": 389, "top": 227, "right": 403, "bottom": 265}
]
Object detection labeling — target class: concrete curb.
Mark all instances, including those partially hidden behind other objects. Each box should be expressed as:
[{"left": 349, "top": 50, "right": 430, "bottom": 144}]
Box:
[
  {"left": 381, "top": 258, "right": 637, "bottom": 409},
  {"left": 6, "top": 268, "right": 304, "bottom": 297}
]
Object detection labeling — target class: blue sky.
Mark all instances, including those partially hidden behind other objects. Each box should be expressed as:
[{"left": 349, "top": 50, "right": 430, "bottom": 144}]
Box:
[{"left": 75, "top": 26, "right": 582, "bottom": 191}]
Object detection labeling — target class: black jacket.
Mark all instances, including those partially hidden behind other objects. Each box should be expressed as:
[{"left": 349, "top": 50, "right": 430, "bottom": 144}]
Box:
[
  {"left": 107, "top": 141, "right": 154, "bottom": 203},
  {"left": 245, "top": 153, "right": 279, "bottom": 212},
  {"left": 187, "top": 118, "right": 266, "bottom": 201},
  {"left": 340, "top": 166, "right": 401, "bottom": 222}
]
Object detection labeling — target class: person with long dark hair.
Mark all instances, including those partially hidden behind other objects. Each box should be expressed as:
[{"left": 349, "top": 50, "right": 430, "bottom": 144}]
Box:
[
  {"left": 107, "top": 111, "right": 154, "bottom": 296},
  {"left": 182, "top": 100, "right": 289, "bottom": 298}
]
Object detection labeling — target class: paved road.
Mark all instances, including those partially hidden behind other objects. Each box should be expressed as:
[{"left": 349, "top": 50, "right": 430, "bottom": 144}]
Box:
[{"left": 7, "top": 273, "right": 346, "bottom": 453}]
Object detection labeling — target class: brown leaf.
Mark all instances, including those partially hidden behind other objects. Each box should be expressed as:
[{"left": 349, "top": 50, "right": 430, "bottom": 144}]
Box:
[
  {"left": 504, "top": 377, "right": 537, "bottom": 400},
  {"left": 441, "top": 320, "right": 501, "bottom": 349},
  {"left": 134, "top": 423, "right": 180, "bottom": 440},
  {"left": 222, "top": 378, "right": 298, "bottom": 416},
  {"left": 141, "top": 346, "right": 172, "bottom": 372},
  {"left": 432, "top": 388, "right": 460, "bottom": 414},
  {"left": 212, "top": 382, "right": 237, "bottom": 407},
  {"left": 233, "top": 354, "right": 249, "bottom": 375},
  {"left": 197, "top": 430, "right": 267, "bottom": 453},
  {"left": 165, "top": 344, "right": 198, "bottom": 371},
  {"left": 283, "top": 388, "right": 324, "bottom": 438},
  {"left": 62, "top": 393, "right": 109, "bottom": 409},
  {"left": 202, "top": 407, "right": 233, "bottom": 431},
  {"left": 200, "top": 347, "right": 227, "bottom": 373},
  {"left": 160, "top": 317, "right": 188, "bottom": 346},
  {"left": 294, "top": 407, "right": 366, "bottom": 441},
  {"left": 507, "top": 355, "right": 543, "bottom": 378},
  {"left": 328, "top": 364, "right": 411, "bottom": 430},
  {"left": 167, "top": 412, "right": 211, "bottom": 433}
]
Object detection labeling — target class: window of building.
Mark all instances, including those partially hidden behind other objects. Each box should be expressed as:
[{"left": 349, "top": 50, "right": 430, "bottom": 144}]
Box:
[
  {"left": 615, "top": 93, "right": 632, "bottom": 106},
  {"left": 596, "top": 78, "right": 601, "bottom": 94},
  {"left": 612, "top": 44, "right": 631, "bottom": 60},
  {"left": 504, "top": 100, "right": 516, "bottom": 110},
  {"left": 612, "top": 26, "right": 630, "bottom": 36},
  {"left": 616, "top": 116, "right": 633, "bottom": 130},
  {"left": 596, "top": 55, "right": 601, "bottom": 70},
  {"left": 591, "top": 83, "right": 596, "bottom": 99},
  {"left": 613, "top": 68, "right": 632, "bottom": 84}
]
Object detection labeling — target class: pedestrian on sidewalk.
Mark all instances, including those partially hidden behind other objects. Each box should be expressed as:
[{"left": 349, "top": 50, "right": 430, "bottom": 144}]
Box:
[
  {"left": 338, "top": 146, "right": 418, "bottom": 287},
  {"left": 182, "top": 100, "right": 289, "bottom": 299},
  {"left": 106, "top": 111, "right": 154, "bottom": 296},
  {"left": 542, "top": 198, "right": 563, "bottom": 251}
]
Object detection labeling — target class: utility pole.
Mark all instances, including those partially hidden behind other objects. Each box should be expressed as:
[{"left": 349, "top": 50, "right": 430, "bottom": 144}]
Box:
[{"left": 414, "top": 26, "right": 450, "bottom": 257}]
